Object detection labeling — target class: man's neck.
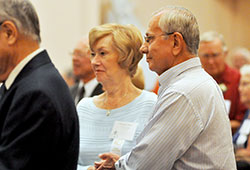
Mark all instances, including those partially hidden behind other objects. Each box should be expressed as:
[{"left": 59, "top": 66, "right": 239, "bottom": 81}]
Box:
[
  {"left": 18, "top": 38, "right": 39, "bottom": 58},
  {"left": 15, "top": 36, "right": 40, "bottom": 65},
  {"left": 81, "top": 74, "right": 95, "bottom": 84},
  {"left": 1, "top": 38, "right": 39, "bottom": 83}
]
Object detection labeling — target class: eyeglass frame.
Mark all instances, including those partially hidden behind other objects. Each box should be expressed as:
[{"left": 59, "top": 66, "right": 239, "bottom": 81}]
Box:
[
  {"left": 69, "top": 51, "right": 91, "bottom": 59},
  {"left": 144, "top": 32, "right": 174, "bottom": 44},
  {"left": 144, "top": 32, "right": 186, "bottom": 44}
]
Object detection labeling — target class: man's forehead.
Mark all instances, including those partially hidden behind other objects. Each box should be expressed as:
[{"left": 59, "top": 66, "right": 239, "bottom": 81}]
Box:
[
  {"left": 146, "top": 15, "right": 162, "bottom": 35},
  {"left": 75, "top": 41, "right": 88, "bottom": 50},
  {"left": 242, "top": 74, "right": 250, "bottom": 81}
]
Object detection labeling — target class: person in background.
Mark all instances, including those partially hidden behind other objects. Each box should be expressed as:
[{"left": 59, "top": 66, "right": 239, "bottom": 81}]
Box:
[
  {"left": 71, "top": 37, "right": 104, "bottom": 105},
  {"left": 0, "top": 0, "right": 79, "bottom": 170},
  {"left": 95, "top": 6, "right": 236, "bottom": 170},
  {"left": 62, "top": 69, "right": 77, "bottom": 87},
  {"left": 76, "top": 23, "right": 157, "bottom": 170},
  {"left": 232, "top": 65, "right": 250, "bottom": 169},
  {"left": 229, "top": 47, "right": 250, "bottom": 70},
  {"left": 199, "top": 31, "right": 246, "bottom": 133}
]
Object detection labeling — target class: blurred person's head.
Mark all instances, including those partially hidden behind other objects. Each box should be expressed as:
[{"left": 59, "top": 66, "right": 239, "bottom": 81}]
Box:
[
  {"left": 199, "top": 31, "right": 228, "bottom": 78},
  {"left": 72, "top": 37, "right": 95, "bottom": 83},
  {"left": 230, "top": 47, "right": 250, "bottom": 70},
  {"left": 140, "top": 6, "right": 199, "bottom": 75},
  {"left": 239, "top": 65, "right": 250, "bottom": 108},
  {"left": 0, "top": 0, "right": 40, "bottom": 82},
  {"left": 89, "top": 23, "right": 143, "bottom": 84}
]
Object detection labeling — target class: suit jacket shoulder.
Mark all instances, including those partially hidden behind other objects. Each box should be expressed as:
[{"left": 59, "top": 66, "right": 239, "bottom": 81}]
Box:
[{"left": 0, "top": 50, "right": 79, "bottom": 170}]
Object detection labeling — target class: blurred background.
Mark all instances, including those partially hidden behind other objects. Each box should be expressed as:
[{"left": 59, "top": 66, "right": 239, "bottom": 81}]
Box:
[{"left": 30, "top": 0, "right": 250, "bottom": 90}]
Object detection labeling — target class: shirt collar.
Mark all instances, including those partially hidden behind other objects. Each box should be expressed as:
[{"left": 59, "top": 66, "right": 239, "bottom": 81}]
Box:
[
  {"left": 158, "top": 57, "right": 202, "bottom": 94},
  {"left": 84, "top": 78, "right": 99, "bottom": 97},
  {"left": 5, "top": 48, "right": 45, "bottom": 90},
  {"left": 78, "top": 78, "right": 99, "bottom": 97}
]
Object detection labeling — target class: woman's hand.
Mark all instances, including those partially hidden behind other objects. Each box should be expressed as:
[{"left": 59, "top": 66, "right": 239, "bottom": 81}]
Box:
[
  {"left": 87, "top": 166, "right": 96, "bottom": 170},
  {"left": 94, "top": 152, "right": 120, "bottom": 170}
]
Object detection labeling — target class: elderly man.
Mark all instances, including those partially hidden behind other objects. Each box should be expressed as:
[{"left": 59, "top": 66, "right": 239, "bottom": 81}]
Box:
[
  {"left": 232, "top": 65, "right": 250, "bottom": 169},
  {"left": 71, "top": 38, "right": 103, "bottom": 105},
  {"left": 0, "top": 0, "right": 79, "bottom": 170},
  {"left": 94, "top": 6, "right": 236, "bottom": 170},
  {"left": 199, "top": 31, "right": 246, "bottom": 133},
  {"left": 230, "top": 47, "right": 250, "bottom": 70}
]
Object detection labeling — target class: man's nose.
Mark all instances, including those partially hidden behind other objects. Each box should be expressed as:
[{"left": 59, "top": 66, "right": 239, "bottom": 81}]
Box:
[
  {"left": 72, "top": 55, "right": 78, "bottom": 61},
  {"left": 207, "top": 57, "right": 215, "bottom": 64},
  {"left": 140, "top": 43, "right": 148, "bottom": 54}
]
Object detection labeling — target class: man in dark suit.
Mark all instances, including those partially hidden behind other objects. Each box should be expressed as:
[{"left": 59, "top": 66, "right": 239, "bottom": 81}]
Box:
[
  {"left": 71, "top": 37, "right": 103, "bottom": 105},
  {"left": 0, "top": 0, "right": 79, "bottom": 170}
]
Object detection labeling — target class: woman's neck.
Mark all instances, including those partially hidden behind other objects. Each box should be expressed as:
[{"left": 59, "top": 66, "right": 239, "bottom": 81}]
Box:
[{"left": 95, "top": 77, "right": 142, "bottom": 110}]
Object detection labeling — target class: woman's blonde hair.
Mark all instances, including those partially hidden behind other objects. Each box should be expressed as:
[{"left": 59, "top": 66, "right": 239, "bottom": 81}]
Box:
[{"left": 89, "top": 23, "right": 143, "bottom": 77}]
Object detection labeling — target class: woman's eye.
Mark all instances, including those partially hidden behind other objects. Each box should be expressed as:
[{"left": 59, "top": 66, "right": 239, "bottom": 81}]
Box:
[
  {"left": 100, "top": 51, "right": 106, "bottom": 56},
  {"left": 91, "top": 52, "right": 95, "bottom": 57}
]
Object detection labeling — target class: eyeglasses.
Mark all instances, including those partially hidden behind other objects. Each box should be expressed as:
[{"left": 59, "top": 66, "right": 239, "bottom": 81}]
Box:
[
  {"left": 69, "top": 51, "right": 90, "bottom": 59},
  {"left": 144, "top": 32, "right": 174, "bottom": 44},
  {"left": 200, "top": 52, "right": 222, "bottom": 59},
  {"left": 239, "top": 81, "right": 250, "bottom": 87}
]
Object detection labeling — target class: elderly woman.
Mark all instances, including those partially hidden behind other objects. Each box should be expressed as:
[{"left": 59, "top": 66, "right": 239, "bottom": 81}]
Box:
[
  {"left": 76, "top": 24, "right": 157, "bottom": 170},
  {"left": 233, "top": 64, "right": 250, "bottom": 169}
]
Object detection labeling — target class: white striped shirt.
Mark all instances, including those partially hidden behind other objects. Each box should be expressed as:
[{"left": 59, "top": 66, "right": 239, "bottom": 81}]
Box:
[{"left": 116, "top": 57, "right": 236, "bottom": 170}]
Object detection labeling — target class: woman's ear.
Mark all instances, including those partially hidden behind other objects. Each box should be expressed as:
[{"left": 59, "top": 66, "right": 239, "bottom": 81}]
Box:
[
  {"left": 172, "top": 32, "right": 184, "bottom": 56},
  {"left": 1, "top": 21, "right": 18, "bottom": 45}
]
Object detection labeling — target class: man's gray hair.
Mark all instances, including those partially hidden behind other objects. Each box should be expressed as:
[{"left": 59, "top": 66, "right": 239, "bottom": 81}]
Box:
[
  {"left": 0, "top": 0, "right": 41, "bottom": 43},
  {"left": 240, "top": 64, "right": 250, "bottom": 76},
  {"left": 155, "top": 6, "right": 200, "bottom": 55},
  {"left": 231, "top": 47, "right": 250, "bottom": 61},
  {"left": 200, "top": 31, "right": 227, "bottom": 52}
]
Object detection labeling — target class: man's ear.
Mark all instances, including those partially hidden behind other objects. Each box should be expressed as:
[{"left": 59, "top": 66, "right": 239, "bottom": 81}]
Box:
[
  {"left": 1, "top": 21, "right": 18, "bottom": 45},
  {"left": 172, "top": 32, "right": 184, "bottom": 56}
]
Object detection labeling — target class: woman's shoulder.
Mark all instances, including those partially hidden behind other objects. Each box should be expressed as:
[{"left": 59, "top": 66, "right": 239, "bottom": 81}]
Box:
[
  {"left": 133, "top": 90, "right": 157, "bottom": 105},
  {"left": 141, "top": 90, "right": 157, "bottom": 101},
  {"left": 77, "top": 97, "right": 94, "bottom": 109}
]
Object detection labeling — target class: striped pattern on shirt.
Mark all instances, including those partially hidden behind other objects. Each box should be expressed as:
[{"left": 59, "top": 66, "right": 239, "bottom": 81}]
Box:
[{"left": 116, "top": 57, "right": 236, "bottom": 170}]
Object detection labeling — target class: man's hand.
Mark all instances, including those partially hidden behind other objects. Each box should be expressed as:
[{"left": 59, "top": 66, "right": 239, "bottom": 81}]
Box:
[{"left": 94, "top": 152, "right": 120, "bottom": 170}]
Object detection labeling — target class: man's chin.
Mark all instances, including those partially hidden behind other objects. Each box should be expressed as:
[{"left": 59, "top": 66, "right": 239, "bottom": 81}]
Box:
[
  {"left": 205, "top": 69, "right": 218, "bottom": 77},
  {"left": 148, "top": 64, "right": 156, "bottom": 73}
]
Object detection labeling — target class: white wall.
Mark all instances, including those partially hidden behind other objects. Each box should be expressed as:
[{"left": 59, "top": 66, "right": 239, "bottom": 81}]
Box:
[
  {"left": 30, "top": 0, "right": 100, "bottom": 74},
  {"left": 28, "top": 0, "right": 250, "bottom": 90}
]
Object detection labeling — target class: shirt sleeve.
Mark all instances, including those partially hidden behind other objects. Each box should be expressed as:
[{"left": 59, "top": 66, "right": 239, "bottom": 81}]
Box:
[{"left": 115, "top": 92, "right": 204, "bottom": 170}]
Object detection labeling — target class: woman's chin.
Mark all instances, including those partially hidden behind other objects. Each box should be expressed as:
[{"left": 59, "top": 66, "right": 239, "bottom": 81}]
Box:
[{"left": 96, "top": 76, "right": 104, "bottom": 83}]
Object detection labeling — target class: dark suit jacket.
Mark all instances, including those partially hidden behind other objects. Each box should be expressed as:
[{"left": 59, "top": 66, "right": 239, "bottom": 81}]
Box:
[
  {"left": 70, "top": 81, "right": 103, "bottom": 102},
  {"left": 0, "top": 50, "right": 79, "bottom": 170}
]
